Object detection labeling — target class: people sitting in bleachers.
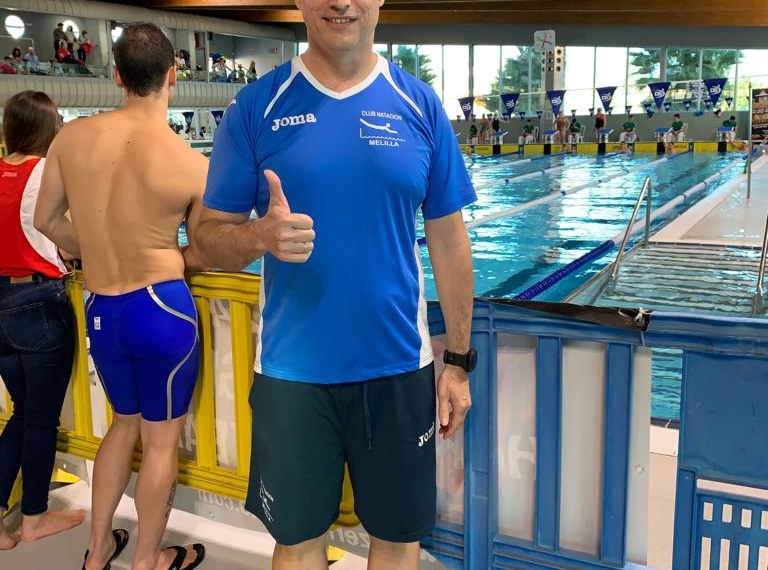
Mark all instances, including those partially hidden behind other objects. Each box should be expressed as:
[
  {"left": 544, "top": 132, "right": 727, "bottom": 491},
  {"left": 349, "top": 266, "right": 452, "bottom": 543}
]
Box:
[
  {"left": 618, "top": 115, "right": 637, "bottom": 143},
  {"left": 519, "top": 118, "right": 536, "bottom": 144},
  {"left": 23, "top": 46, "right": 45, "bottom": 75},
  {"left": 246, "top": 60, "right": 258, "bottom": 83},
  {"left": 47, "top": 58, "right": 64, "bottom": 76},
  {"left": 0, "top": 56, "right": 15, "bottom": 74}
]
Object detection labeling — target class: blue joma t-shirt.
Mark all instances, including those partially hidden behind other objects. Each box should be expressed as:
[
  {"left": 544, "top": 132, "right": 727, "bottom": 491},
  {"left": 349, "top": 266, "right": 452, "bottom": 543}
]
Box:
[{"left": 204, "top": 55, "right": 475, "bottom": 384}]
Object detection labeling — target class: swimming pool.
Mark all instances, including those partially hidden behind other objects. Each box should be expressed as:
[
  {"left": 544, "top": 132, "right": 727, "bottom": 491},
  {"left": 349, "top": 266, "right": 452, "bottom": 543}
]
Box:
[{"left": 420, "top": 151, "right": 744, "bottom": 301}]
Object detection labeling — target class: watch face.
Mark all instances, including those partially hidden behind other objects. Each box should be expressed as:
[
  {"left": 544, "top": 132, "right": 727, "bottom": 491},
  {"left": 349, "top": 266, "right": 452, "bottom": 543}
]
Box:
[{"left": 467, "top": 348, "right": 478, "bottom": 372}]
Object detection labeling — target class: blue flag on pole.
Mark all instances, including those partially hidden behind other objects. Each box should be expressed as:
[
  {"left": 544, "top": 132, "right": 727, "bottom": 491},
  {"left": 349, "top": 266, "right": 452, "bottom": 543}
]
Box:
[
  {"left": 546, "top": 90, "right": 565, "bottom": 116},
  {"left": 182, "top": 111, "right": 195, "bottom": 128},
  {"left": 596, "top": 86, "right": 616, "bottom": 110},
  {"left": 703, "top": 78, "right": 728, "bottom": 108},
  {"left": 648, "top": 82, "right": 671, "bottom": 109},
  {"left": 458, "top": 96, "right": 473, "bottom": 121},
  {"left": 499, "top": 92, "right": 520, "bottom": 116}
]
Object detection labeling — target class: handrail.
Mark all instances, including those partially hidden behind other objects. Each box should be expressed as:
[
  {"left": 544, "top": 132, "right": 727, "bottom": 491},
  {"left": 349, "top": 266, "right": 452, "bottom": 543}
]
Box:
[
  {"left": 751, "top": 214, "right": 768, "bottom": 315},
  {"left": 608, "top": 175, "right": 653, "bottom": 283}
]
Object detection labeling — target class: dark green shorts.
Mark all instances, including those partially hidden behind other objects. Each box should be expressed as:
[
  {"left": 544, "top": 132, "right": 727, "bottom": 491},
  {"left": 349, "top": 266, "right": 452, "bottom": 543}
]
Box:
[{"left": 245, "top": 364, "right": 437, "bottom": 546}]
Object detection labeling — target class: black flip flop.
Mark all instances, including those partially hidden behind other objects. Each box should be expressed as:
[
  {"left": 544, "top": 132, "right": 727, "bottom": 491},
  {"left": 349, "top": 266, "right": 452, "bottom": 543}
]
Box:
[
  {"left": 82, "top": 528, "right": 130, "bottom": 570},
  {"left": 165, "top": 543, "right": 206, "bottom": 570}
]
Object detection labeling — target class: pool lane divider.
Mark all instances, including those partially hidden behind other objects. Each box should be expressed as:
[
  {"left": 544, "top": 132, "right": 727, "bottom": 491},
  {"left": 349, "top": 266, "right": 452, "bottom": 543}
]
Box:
[
  {"left": 464, "top": 152, "right": 687, "bottom": 231},
  {"left": 511, "top": 157, "right": 745, "bottom": 301}
]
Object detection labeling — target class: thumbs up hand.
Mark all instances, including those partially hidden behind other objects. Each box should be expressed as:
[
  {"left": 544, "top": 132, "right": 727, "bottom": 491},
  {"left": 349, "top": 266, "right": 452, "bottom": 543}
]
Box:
[{"left": 261, "top": 169, "right": 315, "bottom": 262}]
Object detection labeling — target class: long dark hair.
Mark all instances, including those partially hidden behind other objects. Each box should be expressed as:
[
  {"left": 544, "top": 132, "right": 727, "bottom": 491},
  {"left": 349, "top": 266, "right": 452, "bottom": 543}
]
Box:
[{"left": 3, "top": 91, "right": 60, "bottom": 157}]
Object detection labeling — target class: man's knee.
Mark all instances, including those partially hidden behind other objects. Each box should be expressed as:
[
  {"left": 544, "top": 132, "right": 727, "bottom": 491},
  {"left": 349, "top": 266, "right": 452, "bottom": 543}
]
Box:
[
  {"left": 368, "top": 536, "right": 420, "bottom": 566},
  {"left": 274, "top": 534, "right": 327, "bottom": 560}
]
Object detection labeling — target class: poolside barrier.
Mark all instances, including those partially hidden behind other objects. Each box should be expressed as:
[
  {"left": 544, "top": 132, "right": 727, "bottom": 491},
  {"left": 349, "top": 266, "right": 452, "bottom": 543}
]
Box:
[{"left": 4, "top": 278, "right": 768, "bottom": 569}]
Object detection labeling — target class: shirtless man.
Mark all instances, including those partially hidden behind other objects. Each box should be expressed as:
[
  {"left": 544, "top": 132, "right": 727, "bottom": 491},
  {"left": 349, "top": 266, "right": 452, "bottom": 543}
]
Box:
[{"left": 34, "top": 22, "right": 206, "bottom": 570}]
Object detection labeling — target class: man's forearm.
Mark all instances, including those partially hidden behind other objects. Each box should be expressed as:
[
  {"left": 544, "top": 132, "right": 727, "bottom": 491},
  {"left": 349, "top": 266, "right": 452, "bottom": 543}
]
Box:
[
  {"left": 195, "top": 218, "right": 267, "bottom": 272},
  {"left": 431, "top": 239, "right": 474, "bottom": 353}
]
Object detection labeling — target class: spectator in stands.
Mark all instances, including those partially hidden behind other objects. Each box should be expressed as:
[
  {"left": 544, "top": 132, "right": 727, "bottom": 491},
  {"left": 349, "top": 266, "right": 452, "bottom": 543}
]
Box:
[
  {"left": 618, "top": 115, "right": 637, "bottom": 143},
  {"left": 0, "top": 57, "right": 15, "bottom": 75},
  {"left": 554, "top": 111, "right": 569, "bottom": 143},
  {"left": 491, "top": 113, "right": 501, "bottom": 140},
  {"left": 64, "top": 25, "right": 77, "bottom": 55},
  {"left": 23, "top": 47, "right": 44, "bottom": 75},
  {"left": 213, "top": 55, "right": 232, "bottom": 82},
  {"left": 175, "top": 50, "right": 186, "bottom": 69},
  {"left": 246, "top": 60, "right": 258, "bottom": 83},
  {"left": 8, "top": 47, "right": 24, "bottom": 75},
  {"left": 52, "top": 23, "right": 66, "bottom": 57},
  {"left": 178, "top": 49, "right": 191, "bottom": 70},
  {"left": 723, "top": 115, "right": 737, "bottom": 141},
  {"left": 77, "top": 30, "right": 94, "bottom": 62}
]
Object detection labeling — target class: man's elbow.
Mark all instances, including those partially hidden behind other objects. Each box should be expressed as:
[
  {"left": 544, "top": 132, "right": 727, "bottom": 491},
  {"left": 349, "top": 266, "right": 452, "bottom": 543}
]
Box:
[{"left": 33, "top": 211, "right": 54, "bottom": 237}]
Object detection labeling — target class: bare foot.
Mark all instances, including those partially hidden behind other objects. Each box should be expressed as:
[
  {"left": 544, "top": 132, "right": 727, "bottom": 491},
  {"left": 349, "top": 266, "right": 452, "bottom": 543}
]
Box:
[
  {"left": 19, "top": 509, "right": 86, "bottom": 542},
  {"left": 0, "top": 523, "right": 19, "bottom": 550}
]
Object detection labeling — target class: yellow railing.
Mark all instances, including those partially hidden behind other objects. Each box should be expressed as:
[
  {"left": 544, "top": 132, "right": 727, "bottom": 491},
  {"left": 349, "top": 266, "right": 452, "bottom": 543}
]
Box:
[{"left": 0, "top": 271, "right": 358, "bottom": 527}]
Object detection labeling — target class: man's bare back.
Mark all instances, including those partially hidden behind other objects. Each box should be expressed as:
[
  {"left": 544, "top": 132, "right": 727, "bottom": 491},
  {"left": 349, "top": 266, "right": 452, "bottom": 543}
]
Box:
[{"left": 44, "top": 108, "right": 207, "bottom": 294}]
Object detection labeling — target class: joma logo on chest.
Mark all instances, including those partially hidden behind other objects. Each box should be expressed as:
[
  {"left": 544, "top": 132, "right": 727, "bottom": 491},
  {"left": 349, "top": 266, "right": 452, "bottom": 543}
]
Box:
[{"left": 272, "top": 113, "right": 317, "bottom": 131}]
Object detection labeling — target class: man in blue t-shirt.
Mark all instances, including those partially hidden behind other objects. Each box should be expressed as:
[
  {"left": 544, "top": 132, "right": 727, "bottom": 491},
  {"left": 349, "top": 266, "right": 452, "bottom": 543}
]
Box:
[{"left": 193, "top": 0, "right": 477, "bottom": 567}]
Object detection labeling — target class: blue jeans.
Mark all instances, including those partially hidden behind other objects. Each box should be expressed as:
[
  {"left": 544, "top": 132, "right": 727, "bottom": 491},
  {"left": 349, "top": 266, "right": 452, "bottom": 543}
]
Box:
[{"left": 0, "top": 278, "right": 75, "bottom": 515}]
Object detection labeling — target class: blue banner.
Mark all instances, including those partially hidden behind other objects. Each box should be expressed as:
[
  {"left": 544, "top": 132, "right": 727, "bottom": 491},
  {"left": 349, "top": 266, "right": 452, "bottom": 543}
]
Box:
[
  {"left": 648, "top": 82, "right": 671, "bottom": 109},
  {"left": 682, "top": 100, "right": 692, "bottom": 111},
  {"left": 536, "top": 109, "right": 543, "bottom": 119},
  {"left": 663, "top": 102, "right": 672, "bottom": 112},
  {"left": 519, "top": 110, "right": 526, "bottom": 119},
  {"left": 725, "top": 96, "right": 734, "bottom": 107},
  {"left": 499, "top": 92, "right": 520, "bottom": 116},
  {"left": 458, "top": 96, "right": 473, "bottom": 121},
  {"left": 546, "top": 90, "right": 565, "bottom": 117},
  {"left": 596, "top": 86, "right": 616, "bottom": 111},
  {"left": 571, "top": 109, "right": 577, "bottom": 117},
  {"left": 625, "top": 106, "right": 632, "bottom": 115},
  {"left": 210, "top": 110, "right": 224, "bottom": 126},
  {"left": 182, "top": 111, "right": 194, "bottom": 128},
  {"left": 703, "top": 77, "right": 728, "bottom": 108},
  {"left": 588, "top": 107, "right": 595, "bottom": 116}
]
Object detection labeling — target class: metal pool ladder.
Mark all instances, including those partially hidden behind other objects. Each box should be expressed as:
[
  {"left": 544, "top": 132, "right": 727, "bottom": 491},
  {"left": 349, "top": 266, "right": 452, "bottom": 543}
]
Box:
[
  {"left": 751, "top": 213, "right": 768, "bottom": 315},
  {"left": 607, "top": 175, "right": 653, "bottom": 286}
]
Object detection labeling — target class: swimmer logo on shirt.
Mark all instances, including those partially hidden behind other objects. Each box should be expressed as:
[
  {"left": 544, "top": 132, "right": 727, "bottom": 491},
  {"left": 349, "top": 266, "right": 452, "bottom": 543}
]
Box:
[{"left": 359, "top": 110, "right": 406, "bottom": 148}]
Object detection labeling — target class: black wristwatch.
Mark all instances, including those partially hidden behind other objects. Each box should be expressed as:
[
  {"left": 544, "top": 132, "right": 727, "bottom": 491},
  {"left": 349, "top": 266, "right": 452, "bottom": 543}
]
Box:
[{"left": 443, "top": 348, "right": 478, "bottom": 372}]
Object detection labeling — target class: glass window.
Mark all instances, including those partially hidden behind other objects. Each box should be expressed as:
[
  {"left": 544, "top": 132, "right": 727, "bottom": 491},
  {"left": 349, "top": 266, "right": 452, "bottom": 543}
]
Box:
[
  {"left": 627, "top": 47, "right": 661, "bottom": 110},
  {"left": 111, "top": 25, "right": 124, "bottom": 43},
  {"left": 474, "top": 45, "right": 501, "bottom": 116},
  {"left": 595, "top": 47, "right": 628, "bottom": 112},
  {"left": 564, "top": 46, "right": 595, "bottom": 113},
  {"left": 443, "top": 45, "right": 470, "bottom": 119},
  {"left": 417, "top": 45, "right": 443, "bottom": 98},
  {"left": 392, "top": 44, "right": 417, "bottom": 77},
  {"left": 374, "top": 43, "right": 388, "bottom": 59},
  {"left": 4, "top": 15, "right": 24, "bottom": 39},
  {"left": 736, "top": 50, "right": 768, "bottom": 110}
]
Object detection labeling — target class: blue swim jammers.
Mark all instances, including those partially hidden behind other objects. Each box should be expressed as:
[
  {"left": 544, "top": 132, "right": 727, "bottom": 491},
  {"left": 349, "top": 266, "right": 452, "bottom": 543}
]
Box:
[{"left": 85, "top": 279, "right": 199, "bottom": 422}]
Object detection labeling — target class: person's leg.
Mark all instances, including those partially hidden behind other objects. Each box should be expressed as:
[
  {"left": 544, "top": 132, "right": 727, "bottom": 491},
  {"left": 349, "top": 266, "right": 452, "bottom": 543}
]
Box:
[
  {"left": 246, "top": 374, "right": 345, "bottom": 570},
  {"left": 83, "top": 412, "right": 140, "bottom": 570},
  {"left": 4, "top": 285, "right": 85, "bottom": 541},
  {"left": 345, "top": 366, "right": 437, "bottom": 570},
  {"left": 368, "top": 537, "right": 420, "bottom": 570},
  {"left": 130, "top": 416, "right": 202, "bottom": 570},
  {"left": 0, "top": 353, "right": 25, "bottom": 550},
  {"left": 273, "top": 535, "right": 328, "bottom": 570}
]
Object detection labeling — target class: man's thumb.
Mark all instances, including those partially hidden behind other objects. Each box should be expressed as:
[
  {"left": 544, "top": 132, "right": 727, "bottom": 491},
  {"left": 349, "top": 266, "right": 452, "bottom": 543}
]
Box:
[{"left": 265, "top": 169, "right": 290, "bottom": 213}]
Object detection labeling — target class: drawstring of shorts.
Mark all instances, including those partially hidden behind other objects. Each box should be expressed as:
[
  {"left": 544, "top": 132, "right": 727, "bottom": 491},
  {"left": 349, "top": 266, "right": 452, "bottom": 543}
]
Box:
[{"left": 362, "top": 382, "right": 372, "bottom": 451}]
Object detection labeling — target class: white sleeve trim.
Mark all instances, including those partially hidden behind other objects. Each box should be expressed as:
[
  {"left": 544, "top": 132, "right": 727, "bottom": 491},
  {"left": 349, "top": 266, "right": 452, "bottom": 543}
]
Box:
[{"left": 19, "top": 159, "right": 66, "bottom": 273}]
